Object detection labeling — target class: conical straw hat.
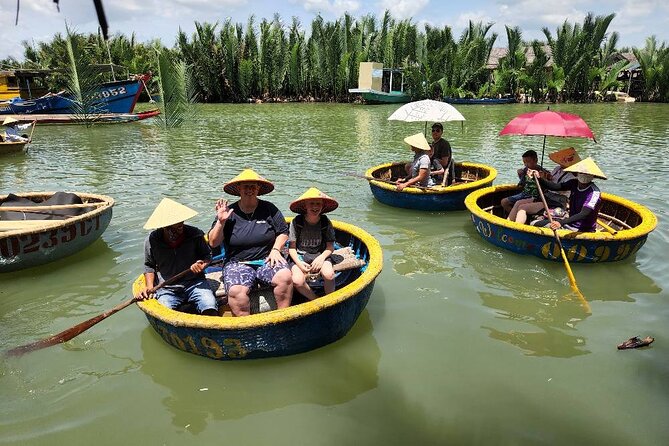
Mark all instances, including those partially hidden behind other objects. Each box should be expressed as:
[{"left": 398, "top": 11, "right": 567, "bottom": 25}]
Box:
[
  {"left": 403, "top": 133, "right": 431, "bottom": 152},
  {"left": 289, "top": 187, "right": 339, "bottom": 214},
  {"left": 143, "top": 198, "right": 199, "bottom": 229},
  {"left": 548, "top": 147, "right": 581, "bottom": 167},
  {"left": 564, "top": 157, "right": 607, "bottom": 179},
  {"left": 223, "top": 169, "right": 275, "bottom": 196},
  {"left": 2, "top": 117, "right": 18, "bottom": 126}
]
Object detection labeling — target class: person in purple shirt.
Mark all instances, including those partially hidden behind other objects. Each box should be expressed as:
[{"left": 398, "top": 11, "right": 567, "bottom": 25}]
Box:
[{"left": 530, "top": 157, "right": 607, "bottom": 232}]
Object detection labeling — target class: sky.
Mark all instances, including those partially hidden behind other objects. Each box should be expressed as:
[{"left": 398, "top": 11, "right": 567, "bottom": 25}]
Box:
[{"left": 1, "top": 0, "right": 668, "bottom": 60}]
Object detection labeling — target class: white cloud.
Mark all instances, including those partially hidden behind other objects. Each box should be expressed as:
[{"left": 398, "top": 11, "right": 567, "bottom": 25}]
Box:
[
  {"left": 377, "top": 0, "right": 429, "bottom": 20},
  {"left": 291, "top": 0, "right": 361, "bottom": 16}
]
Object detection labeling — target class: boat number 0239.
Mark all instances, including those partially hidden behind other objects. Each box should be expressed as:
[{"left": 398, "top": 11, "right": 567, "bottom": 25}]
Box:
[{"left": 0, "top": 215, "right": 101, "bottom": 258}]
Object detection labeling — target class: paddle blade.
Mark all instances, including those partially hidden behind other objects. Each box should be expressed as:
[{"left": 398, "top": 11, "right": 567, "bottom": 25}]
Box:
[{"left": 5, "top": 298, "right": 136, "bottom": 357}]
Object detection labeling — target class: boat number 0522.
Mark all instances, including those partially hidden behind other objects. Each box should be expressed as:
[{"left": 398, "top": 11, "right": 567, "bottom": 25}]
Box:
[{"left": 0, "top": 215, "right": 101, "bottom": 258}]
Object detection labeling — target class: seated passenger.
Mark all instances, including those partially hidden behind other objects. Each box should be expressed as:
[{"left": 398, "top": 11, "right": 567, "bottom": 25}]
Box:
[
  {"left": 508, "top": 147, "right": 580, "bottom": 224},
  {"left": 396, "top": 133, "right": 432, "bottom": 191},
  {"left": 2, "top": 117, "right": 34, "bottom": 143},
  {"left": 530, "top": 157, "right": 607, "bottom": 232},
  {"left": 501, "top": 149, "right": 551, "bottom": 215},
  {"left": 207, "top": 169, "right": 292, "bottom": 316},
  {"left": 430, "top": 122, "right": 455, "bottom": 185},
  {"left": 134, "top": 198, "right": 218, "bottom": 316},
  {"left": 288, "top": 187, "right": 338, "bottom": 300}
]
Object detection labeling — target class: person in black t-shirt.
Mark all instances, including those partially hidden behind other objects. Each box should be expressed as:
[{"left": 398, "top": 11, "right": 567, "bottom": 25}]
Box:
[{"left": 208, "top": 169, "right": 292, "bottom": 316}]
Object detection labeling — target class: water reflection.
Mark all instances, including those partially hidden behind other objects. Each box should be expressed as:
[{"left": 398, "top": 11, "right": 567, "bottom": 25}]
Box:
[
  {"left": 466, "top": 235, "right": 661, "bottom": 356},
  {"left": 138, "top": 311, "right": 379, "bottom": 430}
]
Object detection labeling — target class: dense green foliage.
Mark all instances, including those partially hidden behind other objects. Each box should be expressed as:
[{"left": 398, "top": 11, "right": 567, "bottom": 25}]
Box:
[{"left": 2, "top": 11, "right": 669, "bottom": 103}]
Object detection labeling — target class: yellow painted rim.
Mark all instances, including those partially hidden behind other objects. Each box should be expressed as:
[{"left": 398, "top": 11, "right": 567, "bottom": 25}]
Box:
[
  {"left": 363, "top": 162, "right": 497, "bottom": 194},
  {"left": 135, "top": 219, "right": 383, "bottom": 329},
  {"left": 0, "top": 192, "right": 115, "bottom": 238},
  {"left": 464, "top": 184, "right": 657, "bottom": 241}
]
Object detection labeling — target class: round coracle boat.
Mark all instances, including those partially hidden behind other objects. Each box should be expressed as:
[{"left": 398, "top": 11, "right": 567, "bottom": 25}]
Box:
[
  {"left": 132, "top": 219, "right": 383, "bottom": 360},
  {"left": 0, "top": 192, "right": 114, "bottom": 272},
  {"left": 465, "top": 185, "right": 657, "bottom": 263},
  {"left": 364, "top": 161, "right": 497, "bottom": 211},
  {"left": 0, "top": 140, "right": 29, "bottom": 155}
]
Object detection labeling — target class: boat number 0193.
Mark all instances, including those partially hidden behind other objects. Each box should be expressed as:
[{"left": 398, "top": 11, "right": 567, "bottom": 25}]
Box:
[
  {"left": 0, "top": 215, "right": 101, "bottom": 258},
  {"left": 154, "top": 323, "right": 248, "bottom": 359}
]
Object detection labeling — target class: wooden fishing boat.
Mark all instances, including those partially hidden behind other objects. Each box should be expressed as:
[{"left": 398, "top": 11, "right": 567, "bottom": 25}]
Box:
[
  {"left": 3, "top": 108, "right": 160, "bottom": 125},
  {"left": 0, "top": 192, "right": 114, "bottom": 272},
  {"left": 444, "top": 97, "right": 516, "bottom": 105},
  {"left": 0, "top": 74, "right": 149, "bottom": 115},
  {"left": 0, "top": 140, "right": 29, "bottom": 155},
  {"left": 364, "top": 162, "right": 497, "bottom": 211},
  {"left": 465, "top": 185, "right": 657, "bottom": 263},
  {"left": 132, "top": 219, "right": 383, "bottom": 360}
]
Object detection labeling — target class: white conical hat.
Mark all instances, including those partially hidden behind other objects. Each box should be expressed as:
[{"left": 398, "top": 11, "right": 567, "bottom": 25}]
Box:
[
  {"left": 564, "top": 157, "right": 607, "bottom": 179},
  {"left": 403, "top": 132, "right": 431, "bottom": 151},
  {"left": 143, "top": 198, "right": 198, "bottom": 229},
  {"left": 3, "top": 117, "right": 18, "bottom": 126}
]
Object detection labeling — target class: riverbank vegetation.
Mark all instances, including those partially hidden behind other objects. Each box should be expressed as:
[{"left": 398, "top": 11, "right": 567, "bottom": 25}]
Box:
[{"left": 2, "top": 11, "right": 669, "bottom": 103}]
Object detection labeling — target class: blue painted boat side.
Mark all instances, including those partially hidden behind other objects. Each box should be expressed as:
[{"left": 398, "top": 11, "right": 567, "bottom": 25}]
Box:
[
  {"left": 465, "top": 185, "right": 657, "bottom": 263},
  {"left": 369, "top": 182, "right": 488, "bottom": 211},
  {"left": 0, "top": 78, "right": 143, "bottom": 115},
  {"left": 144, "top": 281, "right": 374, "bottom": 360},
  {"left": 0, "top": 207, "right": 113, "bottom": 272}
]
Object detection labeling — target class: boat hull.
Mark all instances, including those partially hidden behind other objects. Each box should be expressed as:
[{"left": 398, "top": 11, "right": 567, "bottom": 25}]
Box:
[
  {"left": 0, "top": 141, "right": 28, "bottom": 155},
  {"left": 349, "top": 88, "right": 410, "bottom": 104},
  {"left": 134, "top": 220, "right": 383, "bottom": 360},
  {"left": 465, "top": 185, "right": 657, "bottom": 263},
  {"left": 365, "top": 162, "right": 497, "bottom": 211},
  {"left": 0, "top": 78, "right": 144, "bottom": 115},
  {"left": 444, "top": 97, "right": 516, "bottom": 105},
  {"left": 0, "top": 192, "right": 114, "bottom": 272}
]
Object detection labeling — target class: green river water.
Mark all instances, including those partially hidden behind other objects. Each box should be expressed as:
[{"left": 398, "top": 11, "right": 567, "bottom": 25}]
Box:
[{"left": 1, "top": 103, "right": 668, "bottom": 445}]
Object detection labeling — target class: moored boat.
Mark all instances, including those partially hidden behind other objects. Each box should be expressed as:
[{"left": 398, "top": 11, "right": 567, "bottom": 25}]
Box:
[
  {"left": 348, "top": 62, "right": 410, "bottom": 104},
  {"left": 0, "top": 192, "right": 114, "bottom": 272},
  {"left": 364, "top": 162, "right": 497, "bottom": 211},
  {"left": 133, "top": 219, "right": 382, "bottom": 360},
  {"left": 0, "top": 75, "right": 149, "bottom": 115},
  {"left": 4, "top": 108, "right": 160, "bottom": 125},
  {"left": 444, "top": 97, "right": 516, "bottom": 105},
  {"left": 465, "top": 185, "right": 657, "bottom": 263}
]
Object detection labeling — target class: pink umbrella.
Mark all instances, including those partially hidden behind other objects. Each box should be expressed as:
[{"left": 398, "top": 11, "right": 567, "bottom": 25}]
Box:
[{"left": 499, "top": 110, "right": 596, "bottom": 165}]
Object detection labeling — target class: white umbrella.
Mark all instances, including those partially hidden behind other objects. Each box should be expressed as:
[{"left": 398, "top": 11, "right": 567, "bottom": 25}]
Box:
[{"left": 387, "top": 99, "right": 465, "bottom": 123}]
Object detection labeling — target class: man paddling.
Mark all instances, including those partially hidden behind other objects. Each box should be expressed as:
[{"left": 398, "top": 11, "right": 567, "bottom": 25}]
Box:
[{"left": 135, "top": 198, "right": 218, "bottom": 316}]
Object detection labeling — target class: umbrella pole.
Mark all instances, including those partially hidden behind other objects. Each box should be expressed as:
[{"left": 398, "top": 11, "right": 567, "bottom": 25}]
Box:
[{"left": 540, "top": 135, "right": 546, "bottom": 167}]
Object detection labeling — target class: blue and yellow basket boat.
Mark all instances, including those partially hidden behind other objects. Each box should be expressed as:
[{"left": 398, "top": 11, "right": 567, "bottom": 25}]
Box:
[
  {"left": 1, "top": 192, "right": 114, "bottom": 272},
  {"left": 364, "top": 161, "right": 497, "bottom": 211},
  {"left": 132, "top": 220, "right": 382, "bottom": 360},
  {"left": 465, "top": 185, "right": 657, "bottom": 263}
]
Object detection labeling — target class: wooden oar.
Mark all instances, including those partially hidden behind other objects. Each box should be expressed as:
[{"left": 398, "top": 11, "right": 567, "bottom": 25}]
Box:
[
  {"left": 5, "top": 261, "right": 221, "bottom": 357},
  {"left": 0, "top": 202, "right": 105, "bottom": 212},
  {"left": 596, "top": 219, "right": 618, "bottom": 235},
  {"left": 345, "top": 172, "right": 429, "bottom": 190},
  {"left": 534, "top": 176, "right": 591, "bottom": 313}
]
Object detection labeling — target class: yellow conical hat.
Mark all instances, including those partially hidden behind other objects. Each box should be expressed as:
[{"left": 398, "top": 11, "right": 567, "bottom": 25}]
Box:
[
  {"left": 223, "top": 169, "right": 275, "bottom": 196},
  {"left": 289, "top": 187, "right": 339, "bottom": 214},
  {"left": 549, "top": 147, "right": 581, "bottom": 167},
  {"left": 143, "top": 198, "right": 199, "bottom": 230},
  {"left": 2, "top": 117, "right": 18, "bottom": 126},
  {"left": 564, "top": 157, "right": 607, "bottom": 179},
  {"left": 403, "top": 133, "right": 431, "bottom": 152}
]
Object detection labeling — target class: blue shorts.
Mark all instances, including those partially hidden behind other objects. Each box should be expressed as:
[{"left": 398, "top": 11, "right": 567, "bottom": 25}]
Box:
[
  {"left": 506, "top": 191, "right": 532, "bottom": 205},
  {"left": 156, "top": 278, "right": 218, "bottom": 313},
  {"left": 222, "top": 261, "right": 289, "bottom": 293}
]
